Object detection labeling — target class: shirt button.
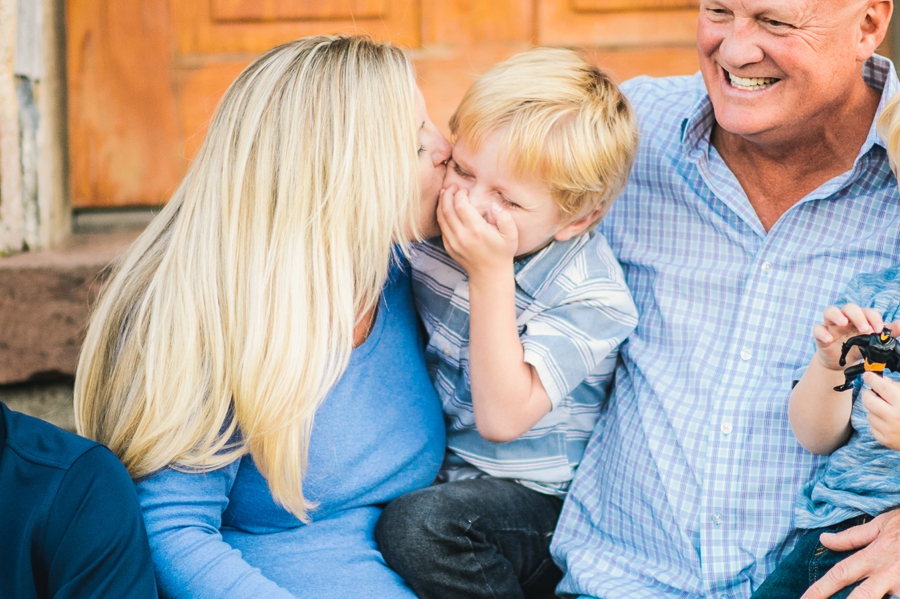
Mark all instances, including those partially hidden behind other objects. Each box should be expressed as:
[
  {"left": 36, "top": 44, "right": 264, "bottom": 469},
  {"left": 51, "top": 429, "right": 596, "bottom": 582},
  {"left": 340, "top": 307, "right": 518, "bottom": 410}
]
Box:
[
  {"left": 721, "top": 422, "right": 733, "bottom": 435},
  {"left": 761, "top": 261, "right": 773, "bottom": 273},
  {"left": 740, "top": 349, "right": 752, "bottom": 361},
  {"left": 712, "top": 513, "right": 723, "bottom": 526},
  {"left": 442, "top": 346, "right": 453, "bottom": 357}
]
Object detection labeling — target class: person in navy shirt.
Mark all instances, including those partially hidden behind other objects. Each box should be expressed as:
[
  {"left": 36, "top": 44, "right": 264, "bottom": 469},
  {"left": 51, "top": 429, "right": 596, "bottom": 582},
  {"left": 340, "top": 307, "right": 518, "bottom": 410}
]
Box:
[{"left": 0, "top": 401, "right": 157, "bottom": 599}]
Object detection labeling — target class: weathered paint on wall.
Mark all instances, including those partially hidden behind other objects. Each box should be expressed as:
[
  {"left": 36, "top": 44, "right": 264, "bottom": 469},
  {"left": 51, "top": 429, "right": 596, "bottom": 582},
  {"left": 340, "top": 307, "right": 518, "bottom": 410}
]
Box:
[
  {"left": 0, "top": 0, "right": 69, "bottom": 254},
  {"left": 0, "top": 0, "right": 23, "bottom": 254}
]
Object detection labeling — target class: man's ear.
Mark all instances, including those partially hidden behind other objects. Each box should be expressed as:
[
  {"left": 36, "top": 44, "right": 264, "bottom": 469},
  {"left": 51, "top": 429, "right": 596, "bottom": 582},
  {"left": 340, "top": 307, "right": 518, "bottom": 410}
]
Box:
[
  {"left": 857, "top": 0, "right": 892, "bottom": 62},
  {"left": 553, "top": 208, "right": 603, "bottom": 242}
]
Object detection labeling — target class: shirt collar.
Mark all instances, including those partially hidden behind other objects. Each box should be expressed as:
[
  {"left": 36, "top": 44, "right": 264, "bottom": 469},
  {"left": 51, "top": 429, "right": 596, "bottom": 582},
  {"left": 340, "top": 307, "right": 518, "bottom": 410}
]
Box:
[
  {"left": 513, "top": 233, "right": 590, "bottom": 298},
  {"left": 866, "top": 54, "right": 899, "bottom": 152},
  {"left": 680, "top": 54, "right": 899, "bottom": 157}
]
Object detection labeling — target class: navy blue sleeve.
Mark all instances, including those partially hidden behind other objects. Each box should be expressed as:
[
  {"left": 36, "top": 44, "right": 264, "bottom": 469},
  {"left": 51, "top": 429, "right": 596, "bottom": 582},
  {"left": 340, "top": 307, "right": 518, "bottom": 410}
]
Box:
[{"left": 42, "top": 445, "right": 157, "bottom": 599}]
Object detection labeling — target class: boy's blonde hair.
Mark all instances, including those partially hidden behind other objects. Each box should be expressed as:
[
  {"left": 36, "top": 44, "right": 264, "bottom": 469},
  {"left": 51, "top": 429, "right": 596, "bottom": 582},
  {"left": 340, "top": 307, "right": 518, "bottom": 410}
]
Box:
[
  {"left": 74, "top": 36, "right": 420, "bottom": 522},
  {"left": 879, "top": 92, "right": 900, "bottom": 175},
  {"left": 449, "top": 47, "right": 638, "bottom": 226}
]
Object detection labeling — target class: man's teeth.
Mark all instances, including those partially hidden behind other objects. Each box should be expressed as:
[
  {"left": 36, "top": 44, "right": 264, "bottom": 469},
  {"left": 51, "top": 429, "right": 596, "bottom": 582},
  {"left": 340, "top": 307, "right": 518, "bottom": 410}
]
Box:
[{"left": 728, "top": 73, "right": 779, "bottom": 91}]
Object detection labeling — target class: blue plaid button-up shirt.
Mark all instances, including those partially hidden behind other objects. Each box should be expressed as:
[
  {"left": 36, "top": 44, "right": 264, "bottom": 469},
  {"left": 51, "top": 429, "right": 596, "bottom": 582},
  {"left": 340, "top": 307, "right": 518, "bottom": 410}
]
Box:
[{"left": 551, "top": 55, "right": 900, "bottom": 599}]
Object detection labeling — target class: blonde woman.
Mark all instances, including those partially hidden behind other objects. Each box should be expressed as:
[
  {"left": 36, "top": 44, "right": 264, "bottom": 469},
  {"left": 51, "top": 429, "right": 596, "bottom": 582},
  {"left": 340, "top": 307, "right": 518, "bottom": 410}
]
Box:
[{"left": 75, "top": 36, "right": 451, "bottom": 598}]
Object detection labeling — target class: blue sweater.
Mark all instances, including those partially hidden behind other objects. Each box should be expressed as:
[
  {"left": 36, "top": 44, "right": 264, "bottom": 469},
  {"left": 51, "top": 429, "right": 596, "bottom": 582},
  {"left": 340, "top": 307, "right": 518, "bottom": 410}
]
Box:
[
  {"left": 136, "top": 262, "right": 446, "bottom": 598},
  {"left": 0, "top": 403, "right": 157, "bottom": 599}
]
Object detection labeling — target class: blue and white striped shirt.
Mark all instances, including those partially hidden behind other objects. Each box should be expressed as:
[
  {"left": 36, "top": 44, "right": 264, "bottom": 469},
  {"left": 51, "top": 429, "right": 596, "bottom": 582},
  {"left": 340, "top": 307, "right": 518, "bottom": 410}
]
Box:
[
  {"left": 552, "top": 55, "right": 900, "bottom": 598},
  {"left": 410, "top": 231, "right": 638, "bottom": 495}
]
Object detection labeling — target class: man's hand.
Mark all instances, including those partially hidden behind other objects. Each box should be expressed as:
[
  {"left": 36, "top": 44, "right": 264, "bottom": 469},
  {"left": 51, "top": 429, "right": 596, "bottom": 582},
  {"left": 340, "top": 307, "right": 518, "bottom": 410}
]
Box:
[
  {"left": 437, "top": 185, "right": 517, "bottom": 279},
  {"left": 802, "top": 509, "right": 900, "bottom": 599}
]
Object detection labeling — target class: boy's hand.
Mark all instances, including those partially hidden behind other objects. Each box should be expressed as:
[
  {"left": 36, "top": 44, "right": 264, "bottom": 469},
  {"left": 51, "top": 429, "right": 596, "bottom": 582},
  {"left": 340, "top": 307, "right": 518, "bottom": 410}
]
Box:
[
  {"left": 437, "top": 185, "right": 518, "bottom": 278},
  {"left": 813, "top": 304, "right": 887, "bottom": 371},
  {"left": 861, "top": 372, "right": 900, "bottom": 450}
]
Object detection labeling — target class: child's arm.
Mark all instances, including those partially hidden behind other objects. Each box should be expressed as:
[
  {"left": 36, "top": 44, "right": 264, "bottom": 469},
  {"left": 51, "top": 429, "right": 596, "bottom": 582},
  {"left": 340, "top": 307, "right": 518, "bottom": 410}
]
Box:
[
  {"left": 790, "top": 304, "right": 884, "bottom": 454},
  {"left": 437, "top": 187, "right": 552, "bottom": 442}
]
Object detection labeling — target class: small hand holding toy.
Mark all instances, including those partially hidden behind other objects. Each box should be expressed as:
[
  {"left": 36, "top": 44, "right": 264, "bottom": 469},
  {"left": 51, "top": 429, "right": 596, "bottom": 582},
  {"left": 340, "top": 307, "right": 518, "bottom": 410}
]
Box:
[{"left": 834, "top": 327, "right": 900, "bottom": 392}]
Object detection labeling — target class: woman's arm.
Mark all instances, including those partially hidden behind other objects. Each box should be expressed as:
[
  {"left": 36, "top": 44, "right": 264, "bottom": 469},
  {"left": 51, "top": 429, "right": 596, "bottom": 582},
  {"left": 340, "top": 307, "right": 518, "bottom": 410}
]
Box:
[{"left": 135, "top": 462, "right": 296, "bottom": 599}]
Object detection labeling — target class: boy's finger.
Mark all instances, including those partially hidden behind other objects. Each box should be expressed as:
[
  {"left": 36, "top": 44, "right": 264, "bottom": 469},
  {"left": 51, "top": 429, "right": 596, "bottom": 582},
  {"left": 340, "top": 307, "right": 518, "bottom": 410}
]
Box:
[
  {"left": 862, "top": 373, "right": 900, "bottom": 407},
  {"left": 455, "top": 195, "right": 488, "bottom": 231},
  {"left": 492, "top": 203, "right": 517, "bottom": 242},
  {"left": 842, "top": 304, "right": 874, "bottom": 333},
  {"left": 436, "top": 189, "right": 448, "bottom": 228},
  {"left": 861, "top": 389, "right": 891, "bottom": 420},
  {"left": 824, "top": 305, "right": 849, "bottom": 327},
  {"left": 813, "top": 323, "right": 834, "bottom": 345},
  {"left": 439, "top": 187, "right": 465, "bottom": 235},
  {"left": 862, "top": 308, "right": 885, "bottom": 333},
  {"left": 438, "top": 192, "right": 468, "bottom": 251},
  {"left": 866, "top": 409, "right": 894, "bottom": 439}
]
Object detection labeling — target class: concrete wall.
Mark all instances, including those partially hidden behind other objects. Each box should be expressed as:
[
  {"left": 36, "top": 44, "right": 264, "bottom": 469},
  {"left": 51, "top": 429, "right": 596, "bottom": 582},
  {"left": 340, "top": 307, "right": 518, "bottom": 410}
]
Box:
[{"left": 0, "top": 0, "right": 69, "bottom": 255}]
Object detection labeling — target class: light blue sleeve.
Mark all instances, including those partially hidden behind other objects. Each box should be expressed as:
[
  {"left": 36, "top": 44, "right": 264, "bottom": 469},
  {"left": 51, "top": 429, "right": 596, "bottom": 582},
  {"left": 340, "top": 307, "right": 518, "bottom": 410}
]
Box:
[
  {"left": 520, "top": 240, "right": 639, "bottom": 407},
  {"left": 135, "top": 463, "right": 296, "bottom": 599}
]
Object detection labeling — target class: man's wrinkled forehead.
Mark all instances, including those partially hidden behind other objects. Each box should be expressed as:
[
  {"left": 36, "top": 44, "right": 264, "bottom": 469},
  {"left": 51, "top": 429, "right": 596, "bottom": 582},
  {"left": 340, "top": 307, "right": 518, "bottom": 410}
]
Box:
[{"left": 701, "top": 0, "right": 866, "bottom": 22}]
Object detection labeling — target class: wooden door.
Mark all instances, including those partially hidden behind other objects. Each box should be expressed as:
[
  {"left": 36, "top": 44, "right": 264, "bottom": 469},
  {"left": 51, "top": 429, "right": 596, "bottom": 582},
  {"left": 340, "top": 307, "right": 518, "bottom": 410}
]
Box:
[{"left": 67, "top": 0, "right": 706, "bottom": 208}]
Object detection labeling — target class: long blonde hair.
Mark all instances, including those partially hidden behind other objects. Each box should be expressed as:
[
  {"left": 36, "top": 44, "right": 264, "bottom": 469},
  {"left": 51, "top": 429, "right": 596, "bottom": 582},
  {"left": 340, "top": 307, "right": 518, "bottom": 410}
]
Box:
[{"left": 75, "top": 36, "right": 420, "bottom": 521}]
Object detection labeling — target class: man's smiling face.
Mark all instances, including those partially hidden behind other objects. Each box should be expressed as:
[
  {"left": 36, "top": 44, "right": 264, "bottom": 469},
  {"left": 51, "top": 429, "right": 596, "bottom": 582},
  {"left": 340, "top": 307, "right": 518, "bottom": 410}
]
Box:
[{"left": 697, "top": 0, "right": 871, "bottom": 144}]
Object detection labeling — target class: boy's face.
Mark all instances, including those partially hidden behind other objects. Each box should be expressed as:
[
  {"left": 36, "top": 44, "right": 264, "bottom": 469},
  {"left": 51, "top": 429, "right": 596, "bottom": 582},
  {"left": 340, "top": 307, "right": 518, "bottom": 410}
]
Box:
[{"left": 444, "top": 131, "right": 572, "bottom": 258}]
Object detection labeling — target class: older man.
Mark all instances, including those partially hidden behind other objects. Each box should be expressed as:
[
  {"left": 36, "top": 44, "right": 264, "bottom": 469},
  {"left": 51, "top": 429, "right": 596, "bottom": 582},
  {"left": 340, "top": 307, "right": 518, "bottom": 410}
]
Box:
[{"left": 551, "top": 1, "right": 900, "bottom": 598}]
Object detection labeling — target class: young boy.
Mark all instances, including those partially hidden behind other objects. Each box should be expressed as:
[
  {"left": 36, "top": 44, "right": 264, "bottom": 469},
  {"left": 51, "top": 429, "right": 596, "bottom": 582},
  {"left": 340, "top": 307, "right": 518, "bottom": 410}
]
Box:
[
  {"left": 750, "top": 95, "right": 900, "bottom": 599},
  {"left": 375, "top": 48, "right": 639, "bottom": 598}
]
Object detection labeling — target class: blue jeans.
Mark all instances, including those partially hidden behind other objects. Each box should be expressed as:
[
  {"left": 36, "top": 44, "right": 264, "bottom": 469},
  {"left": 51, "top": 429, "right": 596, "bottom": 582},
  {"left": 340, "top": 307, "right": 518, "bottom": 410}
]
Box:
[
  {"left": 375, "top": 477, "right": 563, "bottom": 599},
  {"left": 751, "top": 516, "right": 871, "bottom": 599}
]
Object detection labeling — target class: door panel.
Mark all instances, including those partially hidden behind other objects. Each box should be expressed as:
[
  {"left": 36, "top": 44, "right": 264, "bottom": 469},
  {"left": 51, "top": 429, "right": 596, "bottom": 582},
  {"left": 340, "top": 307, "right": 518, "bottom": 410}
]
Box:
[
  {"left": 537, "top": 0, "right": 698, "bottom": 46},
  {"left": 422, "top": 0, "right": 533, "bottom": 45},
  {"left": 574, "top": 0, "right": 698, "bottom": 10},
  {"left": 169, "top": 0, "right": 419, "bottom": 56},
  {"left": 67, "top": 0, "right": 183, "bottom": 208},
  {"left": 212, "top": 0, "right": 389, "bottom": 21}
]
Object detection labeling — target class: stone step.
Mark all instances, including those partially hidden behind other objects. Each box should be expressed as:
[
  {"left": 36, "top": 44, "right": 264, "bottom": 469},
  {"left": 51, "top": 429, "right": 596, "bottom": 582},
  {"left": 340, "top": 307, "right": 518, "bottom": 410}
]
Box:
[{"left": 0, "top": 231, "right": 139, "bottom": 384}]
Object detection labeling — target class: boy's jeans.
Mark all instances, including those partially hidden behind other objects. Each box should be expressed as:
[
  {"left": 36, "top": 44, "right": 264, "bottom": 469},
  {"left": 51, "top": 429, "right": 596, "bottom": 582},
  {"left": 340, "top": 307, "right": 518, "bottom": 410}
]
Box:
[
  {"left": 750, "top": 516, "right": 869, "bottom": 599},
  {"left": 375, "top": 477, "right": 563, "bottom": 599}
]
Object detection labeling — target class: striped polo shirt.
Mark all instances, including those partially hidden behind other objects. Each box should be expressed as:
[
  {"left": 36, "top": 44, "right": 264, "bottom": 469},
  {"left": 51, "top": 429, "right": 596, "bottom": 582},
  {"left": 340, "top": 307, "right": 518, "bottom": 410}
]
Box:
[{"left": 410, "top": 231, "right": 638, "bottom": 495}]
